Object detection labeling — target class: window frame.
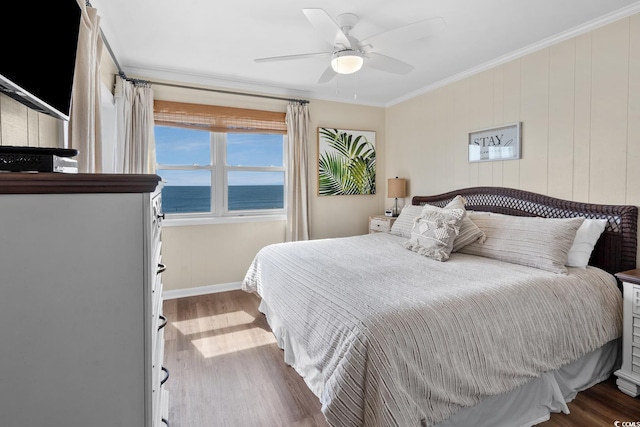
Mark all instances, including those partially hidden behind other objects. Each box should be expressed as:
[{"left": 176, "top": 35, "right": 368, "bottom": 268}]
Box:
[{"left": 156, "top": 128, "right": 287, "bottom": 222}]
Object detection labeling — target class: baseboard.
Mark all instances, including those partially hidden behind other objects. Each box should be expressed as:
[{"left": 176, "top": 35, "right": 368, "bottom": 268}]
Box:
[{"left": 162, "top": 281, "right": 243, "bottom": 300}]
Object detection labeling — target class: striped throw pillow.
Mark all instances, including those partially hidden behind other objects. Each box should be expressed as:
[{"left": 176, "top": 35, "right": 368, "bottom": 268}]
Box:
[{"left": 459, "top": 213, "right": 584, "bottom": 274}]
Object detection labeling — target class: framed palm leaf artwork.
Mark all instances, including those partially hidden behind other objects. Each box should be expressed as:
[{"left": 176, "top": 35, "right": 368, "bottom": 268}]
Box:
[{"left": 318, "top": 127, "right": 376, "bottom": 196}]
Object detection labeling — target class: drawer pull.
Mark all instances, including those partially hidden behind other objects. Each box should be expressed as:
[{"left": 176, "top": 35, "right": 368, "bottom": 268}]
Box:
[
  {"left": 158, "top": 314, "right": 168, "bottom": 331},
  {"left": 162, "top": 418, "right": 170, "bottom": 426},
  {"left": 161, "top": 366, "right": 170, "bottom": 385},
  {"left": 157, "top": 263, "right": 167, "bottom": 274},
  {"left": 157, "top": 213, "right": 165, "bottom": 220}
]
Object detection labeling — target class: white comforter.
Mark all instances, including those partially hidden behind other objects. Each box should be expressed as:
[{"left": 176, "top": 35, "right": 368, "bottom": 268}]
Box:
[{"left": 242, "top": 233, "right": 622, "bottom": 427}]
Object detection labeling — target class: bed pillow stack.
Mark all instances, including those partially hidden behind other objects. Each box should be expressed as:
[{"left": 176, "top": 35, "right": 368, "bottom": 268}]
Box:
[
  {"left": 391, "top": 196, "right": 485, "bottom": 251},
  {"left": 390, "top": 195, "right": 606, "bottom": 272}
]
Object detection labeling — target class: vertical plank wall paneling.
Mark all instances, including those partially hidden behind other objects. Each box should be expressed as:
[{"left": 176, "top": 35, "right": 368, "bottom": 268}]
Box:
[
  {"left": 627, "top": 13, "right": 640, "bottom": 207},
  {"left": 0, "top": 94, "right": 62, "bottom": 147},
  {"left": 491, "top": 67, "right": 504, "bottom": 186},
  {"left": 518, "top": 49, "right": 550, "bottom": 196},
  {"left": 443, "top": 84, "right": 457, "bottom": 189},
  {"left": 431, "top": 87, "right": 451, "bottom": 195},
  {"left": 450, "top": 79, "right": 471, "bottom": 191},
  {"left": 547, "top": 39, "right": 576, "bottom": 201},
  {"left": 590, "top": 18, "right": 629, "bottom": 204},
  {"left": 386, "top": 14, "right": 640, "bottom": 210},
  {"left": 420, "top": 90, "right": 441, "bottom": 194},
  {"left": 469, "top": 70, "right": 494, "bottom": 187},
  {"left": 501, "top": 60, "right": 522, "bottom": 189},
  {"left": 1, "top": 96, "right": 29, "bottom": 146},
  {"left": 573, "top": 32, "right": 593, "bottom": 203}
]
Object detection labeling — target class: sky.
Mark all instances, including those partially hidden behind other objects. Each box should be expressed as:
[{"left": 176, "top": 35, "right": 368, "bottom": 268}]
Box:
[{"left": 155, "top": 126, "right": 284, "bottom": 186}]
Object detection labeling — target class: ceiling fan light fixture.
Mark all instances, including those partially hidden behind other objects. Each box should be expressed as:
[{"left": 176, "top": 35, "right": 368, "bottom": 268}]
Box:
[{"left": 331, "top": 50, "right": 363, "bottom": 74}]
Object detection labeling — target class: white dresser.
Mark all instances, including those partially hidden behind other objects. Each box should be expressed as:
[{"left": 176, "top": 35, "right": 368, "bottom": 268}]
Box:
[
  {"left": 0, "top": 173, "right": 169, "bottom": 427},
  {"left": 615, "top": 268, "right": 640, "bottom": 397}
]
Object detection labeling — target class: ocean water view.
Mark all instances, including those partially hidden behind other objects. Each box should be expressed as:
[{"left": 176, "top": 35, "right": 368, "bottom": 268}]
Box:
[{"left": 162, "top": 185, "right": 284, "bottom": 213}]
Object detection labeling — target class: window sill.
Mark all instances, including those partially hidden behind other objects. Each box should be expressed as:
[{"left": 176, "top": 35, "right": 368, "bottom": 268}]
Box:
[{"left": 163, "top": 214, "right": 286, "bottom": 227}]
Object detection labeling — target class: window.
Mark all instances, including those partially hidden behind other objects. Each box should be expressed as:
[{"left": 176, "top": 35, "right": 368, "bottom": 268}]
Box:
[{"left": 154, "top": 101, "right": 287, "bottom": 218}]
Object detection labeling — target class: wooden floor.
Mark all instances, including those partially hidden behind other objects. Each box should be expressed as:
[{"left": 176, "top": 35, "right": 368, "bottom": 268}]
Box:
[{"left": 163, "top": 290, "right": 640, "bottom": 427}]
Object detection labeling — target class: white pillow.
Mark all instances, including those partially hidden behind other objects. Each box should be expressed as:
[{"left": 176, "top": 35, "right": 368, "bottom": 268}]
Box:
[
  {"left": 566, "top": 219, "right": 607, "bottom": 268},
  {"left": 390, "top": 204, "right": 423, "bottom": 238},
  {"left": 460, "top": 213, "right": 584, "bottom": 274},
  {"left": 444, "top": 195, "right": 486, "bottom": 251}
]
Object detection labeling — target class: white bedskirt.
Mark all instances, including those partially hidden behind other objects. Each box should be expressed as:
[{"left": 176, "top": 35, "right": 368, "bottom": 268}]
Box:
[{"left": 259, "top": 297, "right": 619, "bottom": 427}]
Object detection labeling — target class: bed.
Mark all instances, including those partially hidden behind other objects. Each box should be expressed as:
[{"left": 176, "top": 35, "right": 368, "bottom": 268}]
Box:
[{"left": 242, "top": 187, "right": 638, "bottom": 427}]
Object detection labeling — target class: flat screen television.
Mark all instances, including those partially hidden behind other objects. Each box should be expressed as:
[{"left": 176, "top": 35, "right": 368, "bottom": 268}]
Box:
[{"left": 0, "top": 1, "right": 82, "bottom": 121}]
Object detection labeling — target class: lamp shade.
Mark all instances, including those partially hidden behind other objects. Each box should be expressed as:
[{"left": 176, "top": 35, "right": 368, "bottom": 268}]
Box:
[
  {"left": 387, "top": 177, "right": 406, "bottom": 198},
  {"left": 331, "top": 50, "right": 364, "bottom": 74}
]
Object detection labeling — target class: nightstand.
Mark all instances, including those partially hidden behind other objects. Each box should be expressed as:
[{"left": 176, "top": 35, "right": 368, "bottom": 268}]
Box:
[
  {"left": 369, "top": 215, "right": 397, "bottom": 234},
  {"left": 614, "top": 268, "right": 640, "bottom": 397}
]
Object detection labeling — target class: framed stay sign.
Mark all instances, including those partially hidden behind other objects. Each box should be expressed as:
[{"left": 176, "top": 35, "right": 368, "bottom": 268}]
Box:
[{"left": 468, "top": 122, "right": 521, "bottom": 162}]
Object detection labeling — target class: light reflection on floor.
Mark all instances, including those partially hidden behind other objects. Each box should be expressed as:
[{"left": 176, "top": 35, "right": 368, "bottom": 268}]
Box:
[
  {"left": 171, "top": 310, "right": 276, "bottom": 358},
  {"left": 172, "top": 310, "right": 255, "bottom": 335},
  {"left": 191, "top": 328, "right": 277, "bottom": 358}
]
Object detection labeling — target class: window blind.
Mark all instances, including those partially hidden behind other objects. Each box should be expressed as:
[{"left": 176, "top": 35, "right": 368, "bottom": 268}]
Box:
[{"left": 154, "top": 100, "right": 287, "bottom": 134}]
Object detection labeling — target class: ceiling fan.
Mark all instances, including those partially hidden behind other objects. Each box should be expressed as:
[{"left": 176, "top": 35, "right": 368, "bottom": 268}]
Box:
[{"left": 254, "top": 8, "right": 446, "bottom": 83}]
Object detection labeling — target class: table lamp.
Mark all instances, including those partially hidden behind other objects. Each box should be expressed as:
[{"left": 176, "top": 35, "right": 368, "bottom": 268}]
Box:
[{"left": 387, "top": 177, "right": 407, "bottom": 217}]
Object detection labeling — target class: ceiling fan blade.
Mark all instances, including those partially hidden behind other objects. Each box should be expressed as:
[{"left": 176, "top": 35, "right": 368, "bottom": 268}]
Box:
[
  {"left": 303, "top": 8, "right": 351, "bottom": 48},
  {"left": 361, "top": 17, "right": 446, "bottom": 53},
  {"left": 317, "top": 65, "right": 336, "bottom": 84},
  {"left": 365, "top": 53, "right": 414, "bottom": 74},
  {"left": 255, "top": 52, "right": 331, "bottom": 63}
]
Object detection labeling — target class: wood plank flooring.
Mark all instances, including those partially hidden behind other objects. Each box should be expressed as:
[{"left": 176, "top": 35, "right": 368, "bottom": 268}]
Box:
[{"left": 163, "top": 290, "right": 640, "bottom": 427}]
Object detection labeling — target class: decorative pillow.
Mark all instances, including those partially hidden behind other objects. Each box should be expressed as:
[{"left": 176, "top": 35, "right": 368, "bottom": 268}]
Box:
[
  {"left": 459, "top": 213, "right": 585, "bottom": 274},
  {"left": 403, "top": 205, "right": 465, "bottom": 261},
  {"left": 444, "top": 195, "right": 486, "bottom": 252},
  {"left": 566, "top": 218, "right": 607, "bottom": 268},
  {"left": 390, "top": 204, "right": 423, "bottom": 238}
]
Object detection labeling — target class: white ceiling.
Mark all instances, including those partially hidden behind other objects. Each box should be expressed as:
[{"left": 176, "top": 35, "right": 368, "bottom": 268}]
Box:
[{"left": 91, "top": 0, "right": 640, "bottom": 107}]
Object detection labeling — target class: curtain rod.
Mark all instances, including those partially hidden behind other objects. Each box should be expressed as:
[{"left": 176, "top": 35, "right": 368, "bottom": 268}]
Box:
[{"left": 147, "top": 81, "right": 309, "bottom": 105}]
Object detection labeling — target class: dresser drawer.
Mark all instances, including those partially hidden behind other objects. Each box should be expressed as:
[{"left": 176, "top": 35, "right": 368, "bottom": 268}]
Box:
[
  {"left": 633, "top": 346, "right": 640, "bottom": 374},
  {"left": 152, "top": 328, "right": 166, "bottom": 396},
  {"left": 153, "top": 254, "right": 164, "bottom": 295},
  {"left": 155, "top": 388, "right": 169, "bottom": 427},
  {"left": 633, "top": 317, "right": 640, "bottom": 346},
  {"left": 633, "top": 285, "right": 640, "bottom": 316},
  {"left": 151, "top": 193, "right": 163, "bottom": 243},
  {"left": 152, "top": 279, "right": 165, "bottom": 350},
  {"left": 152, "top": 333, "right": 167, "bottom": 427}
]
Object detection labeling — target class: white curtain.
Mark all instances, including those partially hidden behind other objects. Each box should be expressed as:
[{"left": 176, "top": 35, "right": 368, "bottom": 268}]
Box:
[
  {"left": 68, "top": 0, "right": 103, "bottom": 173},
  {"left": 113, "top": 75, "right": 156, "bottom": 174},
  {"left": 285, "top": 102, "right": 310, "bottom": 241}
]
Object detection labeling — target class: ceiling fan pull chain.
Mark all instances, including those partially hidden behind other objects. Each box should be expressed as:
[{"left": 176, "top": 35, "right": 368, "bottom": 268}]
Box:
[{"left": 354, "top": 73, "right": 358, "bottom": 100}]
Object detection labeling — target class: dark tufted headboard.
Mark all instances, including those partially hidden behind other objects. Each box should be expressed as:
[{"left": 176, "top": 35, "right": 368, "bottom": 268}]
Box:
[{"left": 412, "top": 187, "right": 638, "bottom": 276}]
